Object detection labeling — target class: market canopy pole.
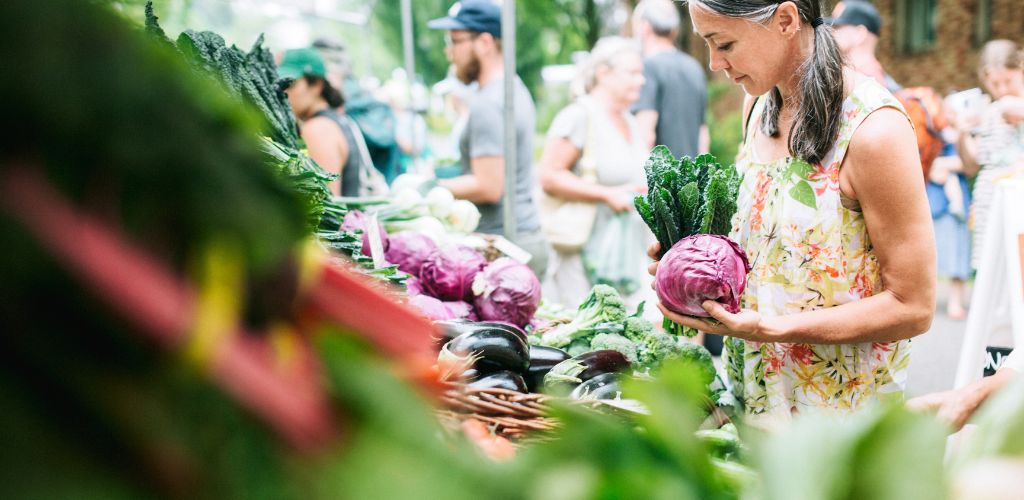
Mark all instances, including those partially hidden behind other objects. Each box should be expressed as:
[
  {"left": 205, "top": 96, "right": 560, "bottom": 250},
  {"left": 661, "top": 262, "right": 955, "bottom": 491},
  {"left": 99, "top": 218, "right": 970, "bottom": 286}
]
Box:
[
  {"left": 400, "top": 0, "right": 417, "bottom": 170},
  {"left": 502, "top": 0, "right": 517, "bottom": 241}
]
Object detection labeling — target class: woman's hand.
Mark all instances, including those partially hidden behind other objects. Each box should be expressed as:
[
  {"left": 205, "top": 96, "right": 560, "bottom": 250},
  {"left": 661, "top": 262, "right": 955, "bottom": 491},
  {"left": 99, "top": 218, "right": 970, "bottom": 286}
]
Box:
[
  {"left": 997, "top": 96, "right": 1024, "bottom": 125},
  {"left": 602, "top": 185, "right": 636, "bottom": 213},
  {"left": 657, "top": 301, "right": 766, "bottom": 342}
]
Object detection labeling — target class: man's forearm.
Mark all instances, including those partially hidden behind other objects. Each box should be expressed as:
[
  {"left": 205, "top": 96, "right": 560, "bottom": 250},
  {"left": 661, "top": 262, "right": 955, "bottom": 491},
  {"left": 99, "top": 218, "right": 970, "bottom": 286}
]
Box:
[{"left": 440, "top": 174, "right": 500, "bottom": 204}]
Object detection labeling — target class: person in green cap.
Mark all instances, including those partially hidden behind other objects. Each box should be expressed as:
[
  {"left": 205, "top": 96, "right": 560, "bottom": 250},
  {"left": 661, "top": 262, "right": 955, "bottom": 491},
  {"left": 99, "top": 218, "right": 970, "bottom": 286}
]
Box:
[{"left": 279, "top": 47, "right": 368, "bottom": 196}]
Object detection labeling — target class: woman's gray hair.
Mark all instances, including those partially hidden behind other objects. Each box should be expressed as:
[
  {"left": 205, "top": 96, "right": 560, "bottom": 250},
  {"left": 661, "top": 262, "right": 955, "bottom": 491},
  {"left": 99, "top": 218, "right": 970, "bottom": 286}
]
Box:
[
  {"left": 577, "top": 36, "right": 643, "bottom": 95},
  {"left": 690, "top": 0, "right": 844, "bottom": 165},
  {"left": 635, "top": 0, "right": 681, "bottom": 38}
]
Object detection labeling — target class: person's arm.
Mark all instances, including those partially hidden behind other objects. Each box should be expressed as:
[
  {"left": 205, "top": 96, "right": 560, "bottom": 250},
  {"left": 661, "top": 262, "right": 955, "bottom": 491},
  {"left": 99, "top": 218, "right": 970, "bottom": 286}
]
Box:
[
  {"left": 656, "top": 107, "right": 936, "bottom": 344},
  {"left": 698, "top": 125, "right": 711, "bottom": 154},
  {"left": 635, "top": 110, "right": 659, "bottom": 151},
  {"left": 958, "top": 130, "right": 982, "bottom": 178},
  {"left": 438, "top": 99, "right": 506, "bottom": 204},
  {"left": 633, "top": 61, "right": 659, "bottom": 150},
  {"left": 908, "top": 367, "right": 1017, "bottom": 431},
  {"left": 538, "top": 136, "right": 632, "bottom": 212},
  {"left": 439, "top": 156, "right": 504, "bottom": 204},
  {"left": 301, "top": 117, "right": 349, "bottom": 196}
]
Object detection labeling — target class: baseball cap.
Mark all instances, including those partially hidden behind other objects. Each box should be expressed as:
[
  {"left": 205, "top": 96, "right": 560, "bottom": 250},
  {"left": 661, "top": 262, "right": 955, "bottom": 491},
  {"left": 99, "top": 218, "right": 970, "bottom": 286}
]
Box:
[
  {"left": 827, "top": 1, "right": 882, "bottom": 36},
  {"left": 427, "top": 0, "right": 502, "bottom": 39},
  {"left": 277, "top": 48, "right": 327, "bottom": 80}
]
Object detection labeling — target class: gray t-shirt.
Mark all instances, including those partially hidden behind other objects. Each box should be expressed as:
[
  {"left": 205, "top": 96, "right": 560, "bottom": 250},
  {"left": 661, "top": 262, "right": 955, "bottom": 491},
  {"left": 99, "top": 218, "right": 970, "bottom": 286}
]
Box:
[
  {"left": 459, "top": 75, "right": 541, "bottom": 235},
  {"left": 631, "top": 50, "right": 707, "bottom": 159}
]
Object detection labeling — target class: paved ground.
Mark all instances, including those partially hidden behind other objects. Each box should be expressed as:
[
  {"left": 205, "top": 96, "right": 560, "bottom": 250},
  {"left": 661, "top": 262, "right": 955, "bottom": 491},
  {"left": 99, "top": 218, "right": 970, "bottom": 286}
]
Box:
[{"left": 906, "top": 279, "right": 971, "bottom": 398}]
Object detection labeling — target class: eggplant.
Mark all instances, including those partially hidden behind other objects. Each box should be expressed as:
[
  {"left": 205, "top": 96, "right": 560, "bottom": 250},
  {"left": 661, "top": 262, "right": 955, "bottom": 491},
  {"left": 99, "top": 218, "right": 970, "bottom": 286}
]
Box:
[
  {"left": 569, "top": 372, "right": 623, "bottom": 400},
  {"left": 543, "top": 350, "right": 631, "bottom": 395},
  {"left": 468, "top": 370, "right": 528, "bottom": 393},
  {"left": 439, "top": 328, "right": 530, "bottom": 375},
  {"left": 433, "top": 320, "right": 526, "bottom": 348},
  {"left": 524, "top": 345, "right": 570, "bottom": 392}
]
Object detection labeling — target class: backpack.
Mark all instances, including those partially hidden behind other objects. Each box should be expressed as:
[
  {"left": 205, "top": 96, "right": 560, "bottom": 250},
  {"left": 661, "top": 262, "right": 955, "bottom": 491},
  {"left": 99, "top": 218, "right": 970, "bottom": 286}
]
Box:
[{"left": 893, "top": 87, "right": 949, "bottom": 179}]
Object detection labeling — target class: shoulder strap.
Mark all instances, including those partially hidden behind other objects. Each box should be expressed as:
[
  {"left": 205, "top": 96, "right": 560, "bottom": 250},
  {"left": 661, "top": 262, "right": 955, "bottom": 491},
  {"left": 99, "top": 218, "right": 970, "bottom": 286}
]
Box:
[
  {"left": 827, "top": 80, "right": 910, "bottom": 169},
  {"left": 577, "top": 99, "right": 599, "bottom": 182}
]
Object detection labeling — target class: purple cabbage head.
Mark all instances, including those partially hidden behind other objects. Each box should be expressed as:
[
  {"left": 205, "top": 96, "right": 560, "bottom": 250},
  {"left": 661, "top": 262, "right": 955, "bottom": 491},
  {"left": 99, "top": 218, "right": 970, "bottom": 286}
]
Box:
[
  {"left": 409, "top": 295, "right": 478, "bottom": 321},
  {"left": 418, "top": 244, "right": 487, "bottom": 301},
  {"left": 471, "top": 258, "right": 542, "bottom": 328},
  {"left": 385, "top": 232, "right": 438, "bottom": 277},
  {"left": 655, "top": 234, "right": 750, "bottom": 317},
  {"left": 341, "top": 210, "right": 390, "bottom": 257},
  {"left": 405, "top": 277, "right": 424, "bottom": 297}
]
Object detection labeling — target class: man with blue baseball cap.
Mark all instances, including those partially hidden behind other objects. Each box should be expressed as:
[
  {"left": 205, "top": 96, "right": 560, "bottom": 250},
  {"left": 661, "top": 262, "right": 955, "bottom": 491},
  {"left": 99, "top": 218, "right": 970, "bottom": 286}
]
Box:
[
  {"left": 428, "top": 0, "right": 548, "bottom": 277},
  {"left": 828, "top": 1, "right": 901, "bottom": 92}
]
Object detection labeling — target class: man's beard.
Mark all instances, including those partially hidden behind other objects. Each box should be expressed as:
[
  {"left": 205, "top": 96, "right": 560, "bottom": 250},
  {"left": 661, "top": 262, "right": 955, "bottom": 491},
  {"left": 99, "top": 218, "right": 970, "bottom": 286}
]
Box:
[{"left": 456, "top": 54, "right": 481, "bottom": 84}]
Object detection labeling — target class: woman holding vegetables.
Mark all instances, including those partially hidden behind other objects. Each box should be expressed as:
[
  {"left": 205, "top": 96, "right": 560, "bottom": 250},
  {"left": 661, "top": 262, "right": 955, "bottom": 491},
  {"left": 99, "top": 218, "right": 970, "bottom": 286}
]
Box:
[{"left": 650, "top": 0, "right": 936, "bottom": 416}]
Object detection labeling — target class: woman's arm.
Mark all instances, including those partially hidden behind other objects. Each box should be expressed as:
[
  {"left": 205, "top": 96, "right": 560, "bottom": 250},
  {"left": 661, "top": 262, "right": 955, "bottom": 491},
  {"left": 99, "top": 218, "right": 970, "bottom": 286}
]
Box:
[
  {"left": 657, "top": 107, "right": 936, "bottom": 344},
  {"left": 301, "top": 117, "right": 348, "bottom": 196},
  {"left": 538, "top": 135, "right": 633, "bottom": 213}
]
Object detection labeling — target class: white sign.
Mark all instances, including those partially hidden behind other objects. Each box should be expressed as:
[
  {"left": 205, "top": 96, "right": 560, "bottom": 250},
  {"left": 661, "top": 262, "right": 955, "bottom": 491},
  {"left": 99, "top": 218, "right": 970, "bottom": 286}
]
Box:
[{"left": 954, "top": 177, "right": 1024, "bottom": 387}]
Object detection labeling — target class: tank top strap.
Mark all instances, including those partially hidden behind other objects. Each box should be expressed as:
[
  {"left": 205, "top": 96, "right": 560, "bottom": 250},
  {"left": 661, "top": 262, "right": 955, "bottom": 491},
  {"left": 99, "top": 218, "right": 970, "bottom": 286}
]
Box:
[{"left": 822, "top": 78, "right": 909, "bottom": 172}]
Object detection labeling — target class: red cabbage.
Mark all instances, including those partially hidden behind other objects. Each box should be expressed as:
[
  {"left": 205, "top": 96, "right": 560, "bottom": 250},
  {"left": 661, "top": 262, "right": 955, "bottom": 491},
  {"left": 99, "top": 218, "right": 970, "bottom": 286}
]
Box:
[
  {"left": 341, "top": 209, "right": 390, "bottom": 257},
  {"left": 655, "top": 234, "right": 750, "bottom": 317},
  {"left": 409, "top": 295, "right": 478, "bottom": 321},
  {"left": 418, "top": 244, "right": 487, "bottom": 301},
  {"left": 472, "top": 258, "right": 541, "bottom": 328},
  {"left": 406, "top": 277, "right": 424, "bottom": 297},
  {"left": 385, "top": 232, "right": 438, "bottom": 277}
]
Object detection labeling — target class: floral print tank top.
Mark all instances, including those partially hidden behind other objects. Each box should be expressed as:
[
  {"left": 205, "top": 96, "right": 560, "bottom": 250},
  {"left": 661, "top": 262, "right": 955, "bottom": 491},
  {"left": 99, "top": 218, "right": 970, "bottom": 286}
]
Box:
[{"left": 725, "top": 79, "right": 912, "bottom": 416}]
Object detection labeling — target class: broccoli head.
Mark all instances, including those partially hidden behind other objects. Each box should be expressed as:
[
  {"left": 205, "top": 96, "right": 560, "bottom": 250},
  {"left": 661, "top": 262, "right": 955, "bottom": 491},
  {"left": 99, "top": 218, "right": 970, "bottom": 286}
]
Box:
[
  {"left": 623, "top": 316, "right": 655, "bottom": 342},
  {"left": 539, "top": 285, "right": 627, "bottom": 348},
  {"left": 589, "top": 333, "right": 638, "bottom": 363},
  {"left": 637, "top": 334, "right": 716, "bottom": 386}
]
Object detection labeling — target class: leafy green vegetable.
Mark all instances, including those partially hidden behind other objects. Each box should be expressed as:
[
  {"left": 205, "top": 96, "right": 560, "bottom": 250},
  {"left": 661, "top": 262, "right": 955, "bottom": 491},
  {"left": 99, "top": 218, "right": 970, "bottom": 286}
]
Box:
[
  {"left": 539, "top": 285, "right": 628, "bottom": 348},
  {"left": 145, "top": 3, "right": 337, "bottom": 233},
  {"left": 634, "top": 148, "right": 742, "bottom": 337}
]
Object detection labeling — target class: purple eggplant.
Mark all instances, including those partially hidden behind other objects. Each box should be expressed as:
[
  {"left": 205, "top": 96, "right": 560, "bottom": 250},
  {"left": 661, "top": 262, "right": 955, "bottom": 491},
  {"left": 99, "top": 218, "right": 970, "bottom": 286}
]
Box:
[
  {"left": 438, "top": 328, "right": 530, "bottom": 375},
  {"left": 569, "top": 372, "right": 623, "bottom": 400},
  {"left": 468, "top": 370, "right": 528, "bottom": 393},
  {"left": 543, "top": 350, "right": 631, "bottom": 395},
  {"left": 524, "top": 345, "right": 570, "bottom": 392},
  {"left": 433, "top": 320, "right": 527, "bottom": 349}
]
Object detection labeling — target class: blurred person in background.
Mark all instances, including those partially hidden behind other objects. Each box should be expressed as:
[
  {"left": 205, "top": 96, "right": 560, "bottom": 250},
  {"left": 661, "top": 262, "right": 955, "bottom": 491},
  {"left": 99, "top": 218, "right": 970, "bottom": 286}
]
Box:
[
  {"left": 958, "top": 40, "right": 1024, "bottom": 271},
  {"left": 909, "top": 346, "right": 1022, "bottom": 430},
  {"left": 828, "top": 0, "right": 901, "bottom": 92},
  {"left": 432, "top": 72, "right": 476, "bottom": 176},
  {"left": 280, "top": 48, "right": 367, "bottom": 197},
  {"left": 428, "top": 0, "right": 548, "bottom": 278},
  {"left": 539, "top": 37, "right": 652, "bottom": 310},
  {"left": 926, "top": 118, "right": 972, "bottom": 320},
  {"left": 631, "top": 0, "right": 709, "bottom": 158},
  {"left": 384, "top": 70, "right": 431, "bottom": 176}
]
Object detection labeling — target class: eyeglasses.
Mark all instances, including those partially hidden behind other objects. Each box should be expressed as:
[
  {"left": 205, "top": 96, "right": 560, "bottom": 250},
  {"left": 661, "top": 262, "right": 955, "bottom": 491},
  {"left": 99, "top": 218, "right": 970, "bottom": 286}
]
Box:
[{"left": 444, "top": 33, "right": 478, "bottom": 48}]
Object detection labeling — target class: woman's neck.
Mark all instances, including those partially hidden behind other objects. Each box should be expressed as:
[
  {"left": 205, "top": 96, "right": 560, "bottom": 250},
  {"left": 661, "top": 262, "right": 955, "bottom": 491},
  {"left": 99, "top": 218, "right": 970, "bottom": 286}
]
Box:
[
  {"left": 589, "top": 87, "right": 627, "bottom": 115},
  {"left": 303, "top": 101, "right": 330, "bottom": 121}
]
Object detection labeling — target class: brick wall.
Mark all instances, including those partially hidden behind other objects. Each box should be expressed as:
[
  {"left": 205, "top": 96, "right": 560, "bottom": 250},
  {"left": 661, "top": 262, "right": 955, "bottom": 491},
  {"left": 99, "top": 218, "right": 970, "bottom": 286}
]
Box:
[
  {"left": 679, "top": 0, "right": 1022, "bottom": 93},
  {"left": 870, "top": 0, "right": 1023, "bottom": 92}
]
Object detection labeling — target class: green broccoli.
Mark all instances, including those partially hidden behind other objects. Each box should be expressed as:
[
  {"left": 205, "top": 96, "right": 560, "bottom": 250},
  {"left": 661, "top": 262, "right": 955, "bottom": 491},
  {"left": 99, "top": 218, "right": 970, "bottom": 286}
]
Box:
[
  {"left": 637, "top": 335, "right": 716, "bottom": 386},
  {"left": 623, "top": 316, "right": 655, "bottom": 342},
  {"left": 566, "top": 338, "right": 591, "bottom": 357},
  {"left": 589, "top": 333, "right": 638, "bottom": 363},
  {"left": 539, "top": 285, "right": 627, "bottom": 348}
]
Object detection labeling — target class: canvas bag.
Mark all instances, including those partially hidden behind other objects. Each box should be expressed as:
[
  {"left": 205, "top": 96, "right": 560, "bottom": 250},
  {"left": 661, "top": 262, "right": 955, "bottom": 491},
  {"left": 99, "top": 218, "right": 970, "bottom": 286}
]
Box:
[{"left": 537, "top": 100, "right": 599, "bottom": 253}]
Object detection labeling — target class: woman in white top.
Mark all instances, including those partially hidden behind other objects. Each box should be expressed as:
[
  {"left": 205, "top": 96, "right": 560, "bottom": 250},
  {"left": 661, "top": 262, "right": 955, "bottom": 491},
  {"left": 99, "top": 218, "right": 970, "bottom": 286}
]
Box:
[{"left": 539, "top": 37, "right": 652, "bottom": 309}]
